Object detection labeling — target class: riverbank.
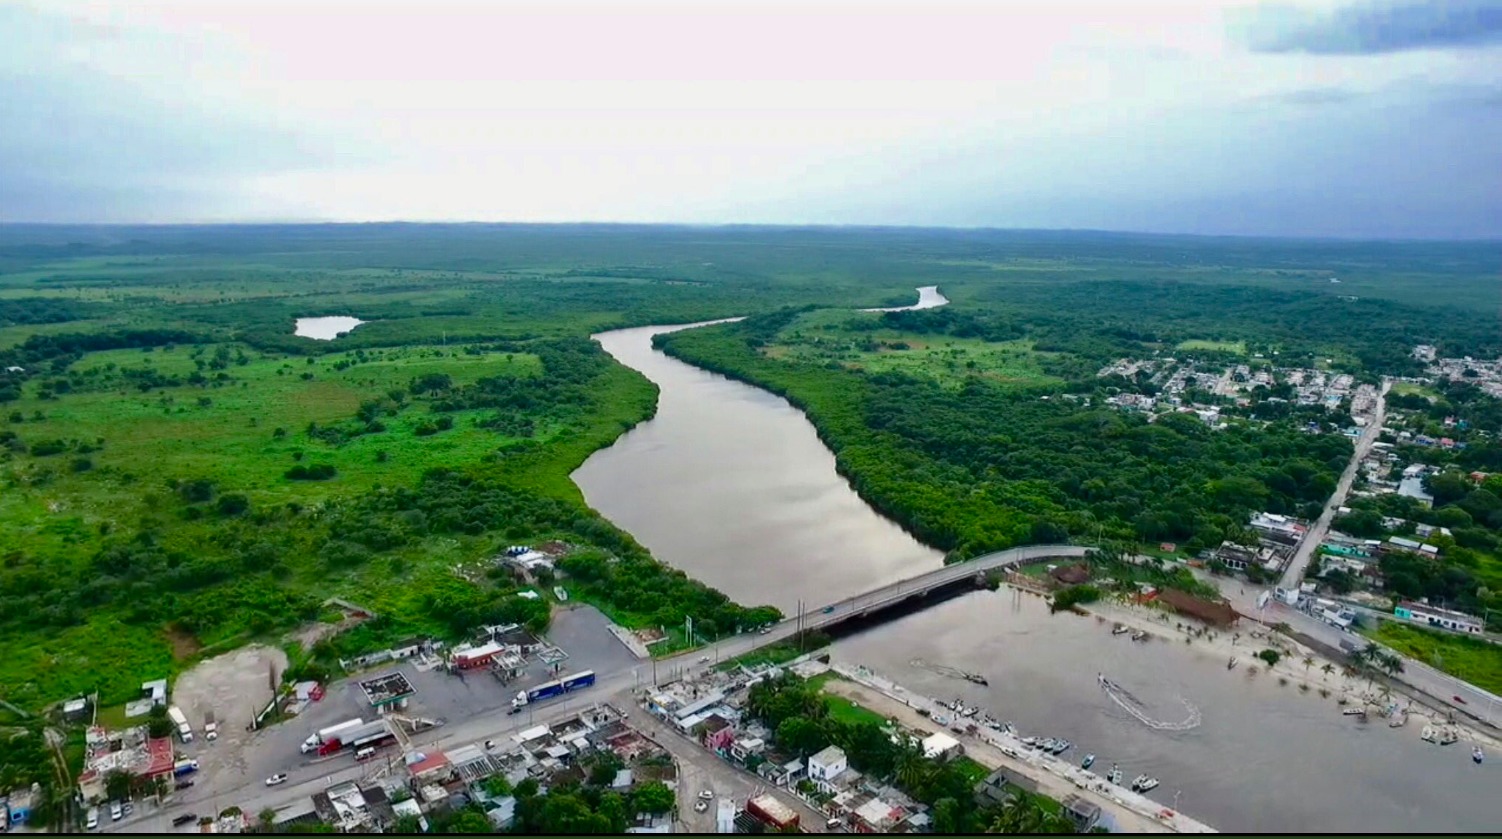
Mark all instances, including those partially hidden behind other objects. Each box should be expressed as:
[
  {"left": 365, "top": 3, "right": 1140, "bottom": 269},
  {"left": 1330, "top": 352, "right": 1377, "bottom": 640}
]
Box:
[
  {"left": 821, "top": 661, "right": 1215, "bottom": 833},
  {"left": 1073, "top": 593, "right": 1500, "bottom": 751}
]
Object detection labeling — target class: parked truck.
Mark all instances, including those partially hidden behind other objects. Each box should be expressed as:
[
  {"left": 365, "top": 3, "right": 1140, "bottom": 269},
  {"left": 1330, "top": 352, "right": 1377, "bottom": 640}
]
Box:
[
  {"left": 167, "top": 706, "right": 193, "bottom": 743},
  {"left": 172, "top": 758, "right": 200, "bottom": 777},
  {"left": 300, "top": 718, "right": 364, "bottom": 754},
  {"left": 203, "top": 711, "right": 218, "bottom": 742},
  {"left": 316, "top": 720, "right": 392, "bottom": 757},
  {"left": 510, "top": 670, "right": 596, "bottom": 711}
]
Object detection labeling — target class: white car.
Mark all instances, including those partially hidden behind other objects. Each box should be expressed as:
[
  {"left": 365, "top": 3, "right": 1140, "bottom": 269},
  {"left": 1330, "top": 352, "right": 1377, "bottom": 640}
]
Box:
[
  {"left": 85, "top": 807, "right": 99, "bottom": 830},
  {"left": 698, "top": 789, "right": 714, "bottom": 800},
  {"left": 109, "top": 801, "right": 123, "bottom": 821},
  {"left": 265, "top": 773, "right": 288, "bottom": 786}
]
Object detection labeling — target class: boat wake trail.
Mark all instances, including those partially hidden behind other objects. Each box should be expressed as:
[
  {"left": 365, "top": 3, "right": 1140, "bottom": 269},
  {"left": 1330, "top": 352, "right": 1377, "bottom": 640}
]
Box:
[
  {"left": 910, "top": 659, "right": 974, "bottom": 682},
  {"left": 1098, "top": 674, "right": 1202, "bottom": 732}
]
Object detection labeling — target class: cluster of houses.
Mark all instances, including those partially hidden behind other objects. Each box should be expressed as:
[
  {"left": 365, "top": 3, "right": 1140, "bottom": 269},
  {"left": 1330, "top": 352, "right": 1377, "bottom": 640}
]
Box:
[
  {"left": 269, "top": 705, "right": 675, "bottom": 833},
  {"left": 1096, "top": 357, "right": 1377, "bottom": 434},
  {"left": 1424, "top": 350, "right": 1502, "bottom": 400},
  {"left": 643, "top": 664, "right": 941, "bottom": 834},
  {"left": 1207, "top": 511, "right": 1306, "bottom": 578}
]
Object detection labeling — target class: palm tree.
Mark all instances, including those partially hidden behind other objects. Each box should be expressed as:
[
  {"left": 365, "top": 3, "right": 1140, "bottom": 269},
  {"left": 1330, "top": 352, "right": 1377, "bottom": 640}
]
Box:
[
  {"left": 1320, "top": 662, "right": 1335, "bottom": 682},
  {"left": 1302, "top": 656, "right": 1315, "bottom": 677}
]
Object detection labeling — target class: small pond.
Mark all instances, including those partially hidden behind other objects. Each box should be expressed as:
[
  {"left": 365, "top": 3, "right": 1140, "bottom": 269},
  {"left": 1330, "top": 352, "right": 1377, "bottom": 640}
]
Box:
[{"left": 294, "top": 316, "right": 366, "bottom": 340}]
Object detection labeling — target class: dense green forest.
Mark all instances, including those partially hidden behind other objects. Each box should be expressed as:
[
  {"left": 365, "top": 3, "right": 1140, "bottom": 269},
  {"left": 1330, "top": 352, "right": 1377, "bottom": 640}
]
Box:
[{"left": 660, "top": 305, "right": 1356, "bottom": 559}]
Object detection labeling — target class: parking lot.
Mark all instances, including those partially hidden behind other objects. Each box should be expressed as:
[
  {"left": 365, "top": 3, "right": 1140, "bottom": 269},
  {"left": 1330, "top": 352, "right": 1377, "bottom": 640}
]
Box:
[{"left": 97, "top": 603, "right": 646, "bottom": 832}]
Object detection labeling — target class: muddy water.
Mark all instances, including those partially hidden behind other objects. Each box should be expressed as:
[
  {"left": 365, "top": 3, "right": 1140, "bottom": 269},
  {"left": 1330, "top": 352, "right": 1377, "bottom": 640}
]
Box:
[{"left": 572, "top": 285, "right": 1496, "bottom": 832}]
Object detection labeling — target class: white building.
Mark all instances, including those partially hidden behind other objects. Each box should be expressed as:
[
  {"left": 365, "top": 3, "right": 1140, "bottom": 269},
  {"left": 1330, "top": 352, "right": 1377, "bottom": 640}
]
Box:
[{"left": 807, "top": 745, "right": 848, "bottom": 791}]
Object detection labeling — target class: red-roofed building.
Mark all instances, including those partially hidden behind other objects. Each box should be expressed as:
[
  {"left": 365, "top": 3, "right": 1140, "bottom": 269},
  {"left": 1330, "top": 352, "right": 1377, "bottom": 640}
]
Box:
[
  {"left": 407, "top": 751, "right": 452, "bottom": 782},
  {"left": 143, "top": 737, "right": 175, "bottom": 778}
]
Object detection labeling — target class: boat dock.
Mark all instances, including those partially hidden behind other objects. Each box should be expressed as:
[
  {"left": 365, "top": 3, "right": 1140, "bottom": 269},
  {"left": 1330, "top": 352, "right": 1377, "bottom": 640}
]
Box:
[{"left": 828, "top": 661, "right": 1218, "bottom": 834}]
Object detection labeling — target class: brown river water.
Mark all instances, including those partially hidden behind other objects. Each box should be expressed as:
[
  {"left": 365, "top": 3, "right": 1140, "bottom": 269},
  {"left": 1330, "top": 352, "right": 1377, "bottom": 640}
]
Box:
[{"left": 570, "top": 290, "right": 1496, "bottom": 832}]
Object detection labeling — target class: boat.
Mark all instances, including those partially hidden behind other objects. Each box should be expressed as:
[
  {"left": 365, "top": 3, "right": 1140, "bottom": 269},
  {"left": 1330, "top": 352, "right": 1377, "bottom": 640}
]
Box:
[
  {"left": 1137, "top": 777, "right": 1161, "bottom": 793},
  {"left": 1039, "top": 738, "right": 1058, "bottom": 752},
  {"left": 1081, "top": 754, "right": 1096, "bottom": 770},
  {"left": 1108, "top": 765, "right": 1123, "bottom": 786},
  {"left": 1020, "top": 736, "right": 1038, "bottom": 747},
  {"left": 1474, "top": 747, "right": 1485, "bottom": 764},
  {"left": 1389, "top": 711, "right": 1408, "bottom": 728},
  {"left": 1226, "top": 657, "right": 1238, "bottom": 670},
  {"left": 1421, "top": 725, "right": 1438, "bottom": 743},
  {"left": 553, "top": 586, "right": 568, "bottom": 602},
  {"left": 1440, "top": 728, "right": 1459, "bottom": 746},
  {"left": 964, "top": 672, "right": 989, "bottom": 686},
  {"left": 1131, "top": 630, "right": 1148, "bottom": 642},
  {"left": 1052, "top": 739, "right": 1072, "bottom": 755},
  {"left": 1004, "top": 722, "right": 1018, "bottom": 737},
  {"left": 1342, "top": 707, "right": 1368, "bottom": 717},
  {"left": 1112, "top": 625, "right": 1130, "bottom": 635},
  {"left": 962, "top": 706, "right": 979, "bottom": 718},
  {"left": 1130, "top": 774, "right": 1150, "bottom": 791}
]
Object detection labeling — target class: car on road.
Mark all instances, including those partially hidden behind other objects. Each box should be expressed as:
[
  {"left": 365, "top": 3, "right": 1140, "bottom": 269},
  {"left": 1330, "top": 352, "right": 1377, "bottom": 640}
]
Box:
[
  {"left": 759, "top": 625, "right": 774, "bottom": 634},
  {"left": 85, "top": 807, "right": 99, "bottom": 830},
  {"left": 265, "top": 773, "right": 288, "bottom": 786},
  {"left": 174, "top": 779, "right": 194, "bottom": 790},
  {"left": 693, "top": 800, "right": 709, "bottom": 813},
  {"left": 822, "top": 605, "right": 835, "bottom": 614},
  {"left": 698, "top": 655, "right": 711, "bottom": 663},
  {"left": 698, "top": 789, "right": 714, "bottom": 800},
  {"left": 109, "top": 801, "right": 123, "bottom": 821},
  {"left": 172, "top": 814, "right": 198, "bottom": 828}
]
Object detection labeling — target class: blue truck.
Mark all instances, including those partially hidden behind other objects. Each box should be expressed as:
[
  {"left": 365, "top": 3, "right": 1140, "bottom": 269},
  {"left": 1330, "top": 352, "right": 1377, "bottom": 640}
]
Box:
[{"left": 511, "top": 670, "right": 596, "bottom": 711}]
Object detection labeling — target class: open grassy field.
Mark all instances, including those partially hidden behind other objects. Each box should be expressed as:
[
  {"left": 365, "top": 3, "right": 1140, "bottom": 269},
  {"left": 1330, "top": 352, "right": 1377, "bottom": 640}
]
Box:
[
  {"left": 1176, "top": 338, "right": 1246, "bottom": 354},
  {"left": 1372, "top": 622, "right": 1502, "bottom": 695},
  {"left": 763, "top": 308, "right": 1063, "bottom": 389}
]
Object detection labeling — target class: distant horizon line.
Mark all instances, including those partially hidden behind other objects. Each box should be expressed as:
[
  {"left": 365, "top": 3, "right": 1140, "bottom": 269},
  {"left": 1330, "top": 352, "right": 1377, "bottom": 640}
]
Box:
[{"left": 0, "top": 219, "right": 1497, "bottom": 245}]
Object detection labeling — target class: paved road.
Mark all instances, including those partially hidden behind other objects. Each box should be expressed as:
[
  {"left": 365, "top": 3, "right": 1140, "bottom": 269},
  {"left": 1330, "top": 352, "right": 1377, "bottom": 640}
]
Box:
[{"left": 1278, "top": 380, "right": 1389, "bottom": 592}]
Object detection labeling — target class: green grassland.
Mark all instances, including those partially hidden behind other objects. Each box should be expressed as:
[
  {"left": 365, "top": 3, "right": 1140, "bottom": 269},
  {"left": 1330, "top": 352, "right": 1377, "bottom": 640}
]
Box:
[
  {"left": 1372, "top": 622, "right": 1502, "bottom": 695},
  {"left": 765, "top": 309, "right": 1061, "bottom": 389},
  {"left": 1176, "top": 338, "right": 1247, "bottom": 354}
]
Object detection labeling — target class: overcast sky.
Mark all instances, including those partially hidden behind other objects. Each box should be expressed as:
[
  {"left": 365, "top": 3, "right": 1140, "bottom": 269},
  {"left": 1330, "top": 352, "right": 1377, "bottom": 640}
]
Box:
[{"left": 2, "top": 0, "right": 1499, "bottom": 237}]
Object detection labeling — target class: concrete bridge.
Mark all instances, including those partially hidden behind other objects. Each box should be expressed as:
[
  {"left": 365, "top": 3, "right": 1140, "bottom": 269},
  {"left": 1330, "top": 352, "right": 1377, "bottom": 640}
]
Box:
[{"left": 667, "top": 544, "right": 1091, "bottom": 670}]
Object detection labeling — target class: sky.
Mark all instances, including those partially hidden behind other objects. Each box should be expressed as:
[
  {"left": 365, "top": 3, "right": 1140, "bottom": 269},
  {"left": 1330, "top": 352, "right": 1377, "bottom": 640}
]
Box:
[{"left": 1, "top": 0, "right": 1499, "bottom": 238}]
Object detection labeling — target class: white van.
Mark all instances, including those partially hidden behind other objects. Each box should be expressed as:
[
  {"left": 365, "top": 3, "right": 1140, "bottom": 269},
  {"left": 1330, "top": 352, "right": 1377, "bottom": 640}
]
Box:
[
  {"left": 355, "top": 746, "right": 377, "bottom": 762},
  {"left": 85, "top": 807, "right": 100, "bottom": 830}
]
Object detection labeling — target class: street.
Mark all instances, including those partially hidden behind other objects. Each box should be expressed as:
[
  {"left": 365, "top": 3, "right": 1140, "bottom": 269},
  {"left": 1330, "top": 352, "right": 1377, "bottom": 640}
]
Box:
[{"left": 1278, "top": 380, "right": 1388, "bottom": 592}]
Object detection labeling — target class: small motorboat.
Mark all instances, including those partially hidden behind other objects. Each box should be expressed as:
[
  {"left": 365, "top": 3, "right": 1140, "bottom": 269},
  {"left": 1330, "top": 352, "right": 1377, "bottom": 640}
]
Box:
[
  {"left": 1004, "top": 722, "right": 1018, "bottom": 737},
  {"left": 1039, "top": 738, "right": 1057, "bottom": 751},
  {"left": 1421, "top": 725, "right": 1438, "bottom": 743},
  {"left": 1052, "top": 739, "right": 1072, "bottom": 755},
  {"left": 1389, "top": 711, "right": 1408, "bottom": 728},
  {"left": 1136, "top": 777, "right": 1160, "bottom": 793},
  {"left": 1440, "top": 728, "right": 1460, "bottom": 746},
  {"left": 962, "top": 706, "right": 979, "bottom": 718},
  {"left": 1131, "top": 630, "right": 1148, "bottom": 642},
  {"left": 1021, "top": 736, "right": 1038, "bottom": 747},
  {"left": 1342, "top": 707, "right": 1368, "bottom": 717},
  {"left": 1474, "top": 747, "right": 1485, "bottom": 764},
  {"left": 1130, "top": 774, "right": 1150, "bottom": 791},
  {"left": 1112, "top": 625, "right": 1131, "bottom": 635},
  {"left": 1108, "top": 765, "right": 1123, "bottom": 786},
  {"left": 1081, "top": 754, "right": 1096, "bottom": 770},
  {"left": 964, "top": 672, "right": 989, "bottom": 686},
  {"left": 1226, "top": 657, "right": 1238, "bottom": 670}
]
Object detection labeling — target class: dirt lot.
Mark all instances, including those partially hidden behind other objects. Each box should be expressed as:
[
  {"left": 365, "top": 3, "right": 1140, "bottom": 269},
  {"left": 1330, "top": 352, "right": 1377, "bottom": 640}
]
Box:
[{"left": 171, "top": 644, "right": 289, "bottom": 789}]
